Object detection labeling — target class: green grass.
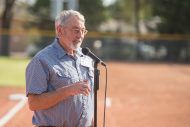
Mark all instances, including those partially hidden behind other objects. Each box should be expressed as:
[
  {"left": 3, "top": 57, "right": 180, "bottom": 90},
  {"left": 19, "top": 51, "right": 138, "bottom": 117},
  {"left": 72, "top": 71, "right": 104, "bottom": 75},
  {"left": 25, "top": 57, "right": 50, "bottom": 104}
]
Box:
[{"left": 0, "top": 57, "right": 30, "bottom": 87}]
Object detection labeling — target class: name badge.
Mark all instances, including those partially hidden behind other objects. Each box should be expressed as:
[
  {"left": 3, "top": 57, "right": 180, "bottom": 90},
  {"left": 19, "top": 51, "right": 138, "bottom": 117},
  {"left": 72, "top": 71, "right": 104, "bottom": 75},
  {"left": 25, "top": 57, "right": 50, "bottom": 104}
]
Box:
[{"left": 81, "top": 57, "right": 93, "bottom": 68}]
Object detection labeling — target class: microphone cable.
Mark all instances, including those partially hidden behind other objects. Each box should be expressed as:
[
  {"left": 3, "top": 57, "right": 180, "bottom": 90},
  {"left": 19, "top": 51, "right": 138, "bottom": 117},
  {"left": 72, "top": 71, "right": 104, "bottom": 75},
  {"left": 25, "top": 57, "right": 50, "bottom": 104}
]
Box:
[{"left": 103, "top": 65, "right": 108, "bottom": 127}]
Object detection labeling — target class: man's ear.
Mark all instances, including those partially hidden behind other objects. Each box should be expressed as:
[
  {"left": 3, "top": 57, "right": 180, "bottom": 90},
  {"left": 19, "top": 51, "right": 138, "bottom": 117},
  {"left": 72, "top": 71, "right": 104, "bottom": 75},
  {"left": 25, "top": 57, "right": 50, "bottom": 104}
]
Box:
[{"left": 57, "top": 25, "right": 63, "bottom": 38}]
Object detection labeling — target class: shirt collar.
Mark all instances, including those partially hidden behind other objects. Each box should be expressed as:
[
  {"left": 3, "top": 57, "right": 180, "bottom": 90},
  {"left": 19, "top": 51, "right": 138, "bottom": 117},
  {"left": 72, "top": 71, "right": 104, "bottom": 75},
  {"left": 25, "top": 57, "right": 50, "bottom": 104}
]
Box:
[
  {"left": 53, "top": 38, "right": 83, "bottom": 59},
  {"left": 76, "top": 47, "right": 84, "bottom": 57}
]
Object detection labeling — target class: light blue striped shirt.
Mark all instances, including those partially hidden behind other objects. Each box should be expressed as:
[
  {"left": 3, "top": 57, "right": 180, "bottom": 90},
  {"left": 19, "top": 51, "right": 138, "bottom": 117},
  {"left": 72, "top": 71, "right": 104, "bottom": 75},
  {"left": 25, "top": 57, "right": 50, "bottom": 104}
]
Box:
[{"left": 26, "top": 38, "right": 94, "bottom": 127}]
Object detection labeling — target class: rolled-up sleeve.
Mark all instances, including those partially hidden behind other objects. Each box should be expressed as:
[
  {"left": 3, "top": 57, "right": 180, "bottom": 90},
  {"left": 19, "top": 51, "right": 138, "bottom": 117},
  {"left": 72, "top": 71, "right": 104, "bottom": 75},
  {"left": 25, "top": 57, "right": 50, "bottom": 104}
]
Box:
[{"left": 26, "top": 57, "right": 48, "bottom": 96}]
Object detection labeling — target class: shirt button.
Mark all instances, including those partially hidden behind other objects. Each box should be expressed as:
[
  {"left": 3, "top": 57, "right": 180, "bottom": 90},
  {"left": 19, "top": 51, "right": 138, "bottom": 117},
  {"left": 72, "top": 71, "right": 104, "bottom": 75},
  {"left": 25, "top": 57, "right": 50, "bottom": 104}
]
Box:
[
  {"left": 82, "top": 114, "right": 85, "bottom": 118},
  {"left": 83, "top": 106, "right": 87, "bottom": 110}
]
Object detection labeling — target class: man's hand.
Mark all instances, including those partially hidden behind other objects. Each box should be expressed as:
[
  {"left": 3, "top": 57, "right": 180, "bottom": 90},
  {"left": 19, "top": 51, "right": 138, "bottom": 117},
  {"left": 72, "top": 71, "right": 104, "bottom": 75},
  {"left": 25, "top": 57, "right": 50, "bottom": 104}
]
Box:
[{"left": 70, "top": 80, "right": 91, "bottom": 96}]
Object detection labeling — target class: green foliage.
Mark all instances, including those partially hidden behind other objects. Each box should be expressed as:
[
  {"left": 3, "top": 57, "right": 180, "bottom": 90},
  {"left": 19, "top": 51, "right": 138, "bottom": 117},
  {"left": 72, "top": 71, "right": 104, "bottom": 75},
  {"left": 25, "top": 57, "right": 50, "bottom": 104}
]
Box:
[
  {"left": 0, "top": 57, "right": 30, "bottom": 87},
  {"left": 108, "top": 0, "right": 153, "bottom": 24},
  {"left": 108, "top": 0, "right": 134, "bottom": 23},
  {"left": 109, "top": 0, "right": 190, "bottom": 34},
  {"left": 152, "top": 0, "right": 190, "bottom": 34},
  {"left": 28, "top": 0, "right": 54, "bottom": 30},
  {"left": 79, "top": 0, "right": 108, "bottom": 31},
  {"left": 139, "top": 0, "right": 152, "bottom": 20}
]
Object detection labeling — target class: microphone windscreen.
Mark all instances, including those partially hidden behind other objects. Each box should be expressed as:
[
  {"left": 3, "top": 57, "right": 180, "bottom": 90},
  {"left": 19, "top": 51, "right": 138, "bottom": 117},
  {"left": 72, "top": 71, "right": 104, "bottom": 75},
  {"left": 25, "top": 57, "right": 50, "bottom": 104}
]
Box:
[{"left": 82, "top": 47, "right": 90, "bottom": 55}]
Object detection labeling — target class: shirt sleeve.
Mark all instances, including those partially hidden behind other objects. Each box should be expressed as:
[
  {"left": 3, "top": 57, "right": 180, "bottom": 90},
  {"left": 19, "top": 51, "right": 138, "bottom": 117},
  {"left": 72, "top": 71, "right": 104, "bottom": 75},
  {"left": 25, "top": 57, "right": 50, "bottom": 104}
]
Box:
[{"left": 25, "top": 57, "right": 48, "bottom": 96}]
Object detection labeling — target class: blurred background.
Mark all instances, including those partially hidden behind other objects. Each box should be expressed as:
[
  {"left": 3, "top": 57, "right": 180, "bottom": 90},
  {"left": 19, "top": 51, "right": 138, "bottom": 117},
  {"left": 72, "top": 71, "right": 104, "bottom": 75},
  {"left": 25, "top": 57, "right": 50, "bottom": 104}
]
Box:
[
  {"left": 0, "top": 0, "right": 190, "bottom": 127},
  {"left": 1, "top": 0, "right": 190, "bottom": 62}
]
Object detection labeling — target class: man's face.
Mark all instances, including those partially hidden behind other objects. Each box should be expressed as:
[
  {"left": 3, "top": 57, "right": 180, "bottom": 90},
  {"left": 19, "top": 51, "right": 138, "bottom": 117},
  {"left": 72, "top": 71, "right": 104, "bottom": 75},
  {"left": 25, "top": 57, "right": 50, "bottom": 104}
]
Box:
[{"left": 60, "top": 16, "right": 87, "bottom": 51}]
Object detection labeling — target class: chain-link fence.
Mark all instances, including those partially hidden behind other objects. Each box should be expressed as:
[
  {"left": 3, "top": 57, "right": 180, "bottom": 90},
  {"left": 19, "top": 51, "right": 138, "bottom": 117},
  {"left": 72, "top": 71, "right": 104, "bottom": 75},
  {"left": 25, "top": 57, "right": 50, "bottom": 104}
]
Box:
[{"left": 0, "top": 30, "right": 190, "bottom": 63}]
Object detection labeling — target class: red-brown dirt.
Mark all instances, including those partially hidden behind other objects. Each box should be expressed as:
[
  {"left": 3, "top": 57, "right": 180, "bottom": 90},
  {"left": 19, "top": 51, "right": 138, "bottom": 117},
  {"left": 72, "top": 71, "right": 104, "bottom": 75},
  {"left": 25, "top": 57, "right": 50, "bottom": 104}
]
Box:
[{"left": 1, "top": 62, "right": 190, "bottom": 127}]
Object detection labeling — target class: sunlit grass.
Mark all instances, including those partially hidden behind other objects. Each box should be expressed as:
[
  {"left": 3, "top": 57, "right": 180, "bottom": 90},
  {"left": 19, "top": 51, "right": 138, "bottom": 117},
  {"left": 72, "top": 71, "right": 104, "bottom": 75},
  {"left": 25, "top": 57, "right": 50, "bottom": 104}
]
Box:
[{"left": 0, "top": 57, "right": 30, "bottom": 87}]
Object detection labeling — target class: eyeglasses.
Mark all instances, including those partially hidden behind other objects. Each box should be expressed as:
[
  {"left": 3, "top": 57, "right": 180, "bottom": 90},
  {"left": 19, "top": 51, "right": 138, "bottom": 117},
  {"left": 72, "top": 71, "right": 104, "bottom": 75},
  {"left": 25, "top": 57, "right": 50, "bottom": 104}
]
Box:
[{"left": 71, "top": 28, "right": 88, "bottom": 35}]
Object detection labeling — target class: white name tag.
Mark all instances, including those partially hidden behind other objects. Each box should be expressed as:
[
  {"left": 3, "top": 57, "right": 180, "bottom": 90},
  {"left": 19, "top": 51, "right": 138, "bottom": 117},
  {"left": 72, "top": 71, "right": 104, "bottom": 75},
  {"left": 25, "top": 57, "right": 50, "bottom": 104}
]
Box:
[{"left": 81, "top": 57, "right": 93, "bottom": 68}]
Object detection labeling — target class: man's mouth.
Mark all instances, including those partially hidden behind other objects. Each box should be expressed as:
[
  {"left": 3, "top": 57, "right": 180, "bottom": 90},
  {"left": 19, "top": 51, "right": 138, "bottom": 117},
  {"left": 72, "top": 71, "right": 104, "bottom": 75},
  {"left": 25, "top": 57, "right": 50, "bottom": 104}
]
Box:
[{"left": 73, "top": 40, "right": 81, "bottom": 44}]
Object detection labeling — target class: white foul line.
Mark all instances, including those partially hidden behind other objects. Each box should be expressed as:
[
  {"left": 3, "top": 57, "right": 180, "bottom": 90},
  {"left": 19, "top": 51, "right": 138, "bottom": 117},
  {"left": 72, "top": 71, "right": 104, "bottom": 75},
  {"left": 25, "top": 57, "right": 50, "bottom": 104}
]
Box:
[{"left": 0, "top": 94, "right": 27, "bottom": 127}]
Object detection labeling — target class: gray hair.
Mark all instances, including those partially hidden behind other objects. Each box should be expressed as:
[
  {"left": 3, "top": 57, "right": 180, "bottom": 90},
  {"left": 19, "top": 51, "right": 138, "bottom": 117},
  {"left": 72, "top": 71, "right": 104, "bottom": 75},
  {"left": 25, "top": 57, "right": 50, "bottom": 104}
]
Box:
[{"left": 55, "top": 10, "right": 85, "bottom": 27}]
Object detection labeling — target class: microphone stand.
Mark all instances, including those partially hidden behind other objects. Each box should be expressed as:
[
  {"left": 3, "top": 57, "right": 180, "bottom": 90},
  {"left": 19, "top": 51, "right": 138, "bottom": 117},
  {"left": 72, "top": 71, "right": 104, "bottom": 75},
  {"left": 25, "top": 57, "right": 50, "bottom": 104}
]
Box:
[{"left": 94, "top": 61, "right": 100, "bottom": 127}]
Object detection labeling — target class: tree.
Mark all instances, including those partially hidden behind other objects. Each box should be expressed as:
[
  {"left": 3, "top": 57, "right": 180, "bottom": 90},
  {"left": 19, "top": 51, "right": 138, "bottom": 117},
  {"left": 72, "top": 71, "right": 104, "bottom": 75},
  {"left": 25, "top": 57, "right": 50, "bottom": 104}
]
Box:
[
  {"left": 79, "top": 0, "right": 108, "bottom": 31},
  {"left": 152, "top": 0, "right": 190, "bottom": 34},
  {"left": 28, "top": 0, "right": 54, "bottom": 30},
  {"left": 26, "top": 0, "right": 55, "bottom": 54},
  {"left": 151, "top": 0, "right": 190, "bottom": 62},
  {"left": 1, "top": 0, "right": 16, "bottom": 56},
  {"left": 108, "top": 0, "right": 134, "bottom": 23}
]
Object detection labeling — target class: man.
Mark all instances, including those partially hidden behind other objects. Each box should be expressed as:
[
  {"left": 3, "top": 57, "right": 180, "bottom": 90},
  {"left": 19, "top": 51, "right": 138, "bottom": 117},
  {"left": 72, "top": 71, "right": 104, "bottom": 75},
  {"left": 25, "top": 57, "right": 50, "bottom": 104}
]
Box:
[{"left": 26, "top": 10, "right": 94, "bottom": 127}]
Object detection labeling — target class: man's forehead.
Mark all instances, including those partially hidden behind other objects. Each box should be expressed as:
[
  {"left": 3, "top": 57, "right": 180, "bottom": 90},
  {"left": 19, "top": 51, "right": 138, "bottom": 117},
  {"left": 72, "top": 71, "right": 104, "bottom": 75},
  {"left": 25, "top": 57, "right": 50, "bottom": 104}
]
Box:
[{"left": 67, "top": 16, "right": 85, "bottom": 26}]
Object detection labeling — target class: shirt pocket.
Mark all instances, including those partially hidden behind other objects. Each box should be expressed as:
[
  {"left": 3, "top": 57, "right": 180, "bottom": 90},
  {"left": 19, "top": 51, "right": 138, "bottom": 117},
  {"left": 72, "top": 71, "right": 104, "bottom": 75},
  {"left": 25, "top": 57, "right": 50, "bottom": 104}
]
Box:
[{"left": 54, "top": 69, "right": 73, "bottom": 88}]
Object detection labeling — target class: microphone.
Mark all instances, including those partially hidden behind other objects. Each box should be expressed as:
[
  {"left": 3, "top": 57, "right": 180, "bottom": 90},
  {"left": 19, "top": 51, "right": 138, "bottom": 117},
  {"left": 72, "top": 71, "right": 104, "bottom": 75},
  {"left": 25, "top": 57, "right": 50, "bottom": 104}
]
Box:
[{"left": 82, "top": 47, "right": 106, "bottom": 66}]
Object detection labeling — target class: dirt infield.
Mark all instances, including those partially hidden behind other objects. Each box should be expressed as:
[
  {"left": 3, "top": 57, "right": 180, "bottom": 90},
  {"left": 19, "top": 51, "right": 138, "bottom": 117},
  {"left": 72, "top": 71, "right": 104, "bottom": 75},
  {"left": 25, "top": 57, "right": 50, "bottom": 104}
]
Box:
[{"left": 1, "top": 62, "right": 190, "bottom": 127}]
